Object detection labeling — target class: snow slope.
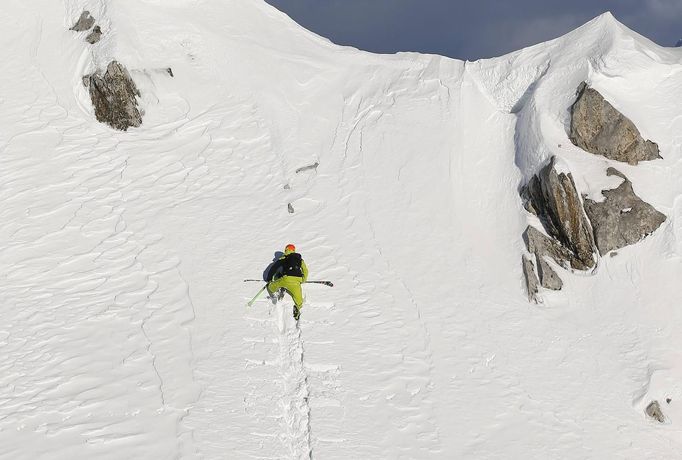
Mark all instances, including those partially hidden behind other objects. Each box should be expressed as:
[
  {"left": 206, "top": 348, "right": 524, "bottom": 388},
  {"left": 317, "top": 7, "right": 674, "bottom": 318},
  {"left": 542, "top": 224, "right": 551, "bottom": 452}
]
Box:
[{"left": 0, "top": 1, "right": 681, "bottom": 458}]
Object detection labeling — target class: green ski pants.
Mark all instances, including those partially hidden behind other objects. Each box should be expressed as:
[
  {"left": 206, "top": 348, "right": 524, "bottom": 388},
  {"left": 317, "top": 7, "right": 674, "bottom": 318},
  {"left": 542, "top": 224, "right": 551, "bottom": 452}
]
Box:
[{"left": 267, "top": 276, "right": 304, "bottom": 308}]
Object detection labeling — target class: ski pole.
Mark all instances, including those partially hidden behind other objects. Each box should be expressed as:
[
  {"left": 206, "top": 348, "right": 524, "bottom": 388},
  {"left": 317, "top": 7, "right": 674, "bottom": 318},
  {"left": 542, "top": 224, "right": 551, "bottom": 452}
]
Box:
[
  {"left": 244, "top": 279, "right": 333, "bottom": 287},
  {"left": 304, "top": 280, "right": 334, "bottom": 287},
  {"left": 247, "top": 284, "right": 268, "bottom": 307}
]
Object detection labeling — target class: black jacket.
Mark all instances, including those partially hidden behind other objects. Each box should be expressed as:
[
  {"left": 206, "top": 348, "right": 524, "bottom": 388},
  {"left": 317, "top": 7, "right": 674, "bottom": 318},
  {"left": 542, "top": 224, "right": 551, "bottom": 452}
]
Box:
[{"left": 266, "top": 252, "right": 308, "bottom": 281}]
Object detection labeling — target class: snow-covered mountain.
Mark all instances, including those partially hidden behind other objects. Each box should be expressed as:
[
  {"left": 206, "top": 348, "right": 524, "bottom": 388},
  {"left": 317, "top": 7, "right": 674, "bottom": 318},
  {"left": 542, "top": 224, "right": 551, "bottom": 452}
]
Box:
[{"left": 1, "top": 1, "right": 681, "bottom": 458}]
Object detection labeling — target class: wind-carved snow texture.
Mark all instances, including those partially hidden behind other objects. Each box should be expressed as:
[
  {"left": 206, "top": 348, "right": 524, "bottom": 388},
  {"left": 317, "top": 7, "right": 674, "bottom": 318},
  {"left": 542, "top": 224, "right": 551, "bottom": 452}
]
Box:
[
  {"left": 4, "top": 1, "right": 682, "bottom": 458},
  {"left": 0, "top": 17, "right": 199, "bottom": 457},
  {"left": 331, "top": 71, "right": 443, "bottom": 456}
]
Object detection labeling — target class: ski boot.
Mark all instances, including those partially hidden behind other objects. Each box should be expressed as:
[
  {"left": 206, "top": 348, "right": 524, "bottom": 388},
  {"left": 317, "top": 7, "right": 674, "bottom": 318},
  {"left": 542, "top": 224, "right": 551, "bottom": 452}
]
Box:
[{"left": 293, "top": 305, "right": 301, "bottom": 321}]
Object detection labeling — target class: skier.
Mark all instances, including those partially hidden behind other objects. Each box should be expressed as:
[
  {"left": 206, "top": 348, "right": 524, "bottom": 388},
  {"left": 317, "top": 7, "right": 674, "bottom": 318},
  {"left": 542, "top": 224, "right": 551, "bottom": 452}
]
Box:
[{"left": 266, "top": 244, "right": 308, "bottom": 320}]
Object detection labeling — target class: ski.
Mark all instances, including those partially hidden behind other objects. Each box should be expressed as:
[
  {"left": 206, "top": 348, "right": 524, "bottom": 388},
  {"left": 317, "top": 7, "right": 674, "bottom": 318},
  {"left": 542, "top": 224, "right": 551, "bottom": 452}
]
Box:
[{"left": 246, "top": 284, "right": 268, "bottom": 307}]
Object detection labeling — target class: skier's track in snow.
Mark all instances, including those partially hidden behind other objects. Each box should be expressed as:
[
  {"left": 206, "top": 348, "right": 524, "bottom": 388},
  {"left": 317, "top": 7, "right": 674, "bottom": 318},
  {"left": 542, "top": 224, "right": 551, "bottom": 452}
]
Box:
[{"left": 276, "top": 306, "right": 313, "bottom": 459}]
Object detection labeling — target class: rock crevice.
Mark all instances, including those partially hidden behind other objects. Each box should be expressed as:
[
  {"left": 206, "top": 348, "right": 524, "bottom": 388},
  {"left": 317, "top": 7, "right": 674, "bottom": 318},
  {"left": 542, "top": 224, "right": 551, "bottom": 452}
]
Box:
[
  {"left": 522, "top": 157, "right": 596, "bottom": 271},
  {"left": 522, "top": 256, "right": 540, "bottom": 303}
]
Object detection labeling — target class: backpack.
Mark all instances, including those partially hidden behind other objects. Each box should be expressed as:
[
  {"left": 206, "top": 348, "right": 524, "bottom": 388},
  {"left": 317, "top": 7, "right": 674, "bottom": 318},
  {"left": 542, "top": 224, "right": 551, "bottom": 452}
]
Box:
[{"left": 282, "top": 253, "right": 303, "bottom": 277}]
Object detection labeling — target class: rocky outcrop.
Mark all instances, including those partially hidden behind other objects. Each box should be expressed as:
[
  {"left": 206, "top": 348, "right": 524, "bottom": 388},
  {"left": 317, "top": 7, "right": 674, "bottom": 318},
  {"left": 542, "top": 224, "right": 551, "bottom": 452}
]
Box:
[
  {"left": 569, "top": 82, "right": 661, "bottom": 164},
  {"left": 523, "top": 226, "right": 573, "bottom": 269},
  {"left": 522, "top": 227, "right": 565, "bottom": 299},
  {"left": 535, "top": 254, "right": 563, "bottom": 290},
  {"left": 522, "top": 157, "right": 596, "bottom": 270},
  {"left": 520, "top": 83, "right": 669, "bottom": 301},
  {"left": 645, "top": 400, "right": 665, "bottom": 423},
  {"left": 83, "top": 61, "right": 142, "bottom": 131},
  {"left": 70, "top": 11, "right": 95, "bottom": 32},
  {"left": 583, "top": 168, "right": 666, "bottom": 255},
  {"left": 295, "top": 162, "right": 319, "bottom": 174},
  {"left": 69, "top": 11, "right": 103, "bottom": 45},
  {"left": 521, "top": 163, "right": 667, "bottom": 300},
  {"left": 86, "top": 25, "right": 102, "bottom": 44},
  {"left": 522, "top": 256, "right": 539, "bottom": 303}
]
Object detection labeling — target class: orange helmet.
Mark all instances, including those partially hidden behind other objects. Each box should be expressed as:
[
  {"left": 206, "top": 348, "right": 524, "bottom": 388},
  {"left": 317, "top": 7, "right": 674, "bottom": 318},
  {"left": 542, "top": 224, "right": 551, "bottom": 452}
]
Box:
[{"left": 285, "top": 243, "right": 296, "bottom": 253}]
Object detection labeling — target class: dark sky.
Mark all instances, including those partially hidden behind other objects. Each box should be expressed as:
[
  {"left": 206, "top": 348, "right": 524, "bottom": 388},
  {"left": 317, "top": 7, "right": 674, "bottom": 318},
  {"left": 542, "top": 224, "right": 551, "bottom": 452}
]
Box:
[{"left": 264, "top": 0, "right": 682, "bottom": 60}]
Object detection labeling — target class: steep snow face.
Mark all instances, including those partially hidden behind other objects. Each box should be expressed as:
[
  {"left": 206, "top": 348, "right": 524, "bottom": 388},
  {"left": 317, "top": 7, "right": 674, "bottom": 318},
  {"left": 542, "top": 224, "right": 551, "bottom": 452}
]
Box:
[{"left": 1, "top": 1, "right": 681, "bottom": 458}]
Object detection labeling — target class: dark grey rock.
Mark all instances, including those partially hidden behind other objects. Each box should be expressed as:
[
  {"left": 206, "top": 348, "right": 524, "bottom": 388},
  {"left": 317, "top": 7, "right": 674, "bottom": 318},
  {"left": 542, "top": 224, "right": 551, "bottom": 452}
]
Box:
[
  {"left": 569, "top": 82, "right": 661, "bottom": 164},
  {"left": 166, "top": 68, "right": 174, "bottom": 77},
  {"left": 583, "top": 168, "right": 666, "bottom": 255},
  {"left": 295, "top": 162, "right": 319, "bottom": 174},
  {"left": 522, "top": 255, "right": 539, "bottom": 303},
  {"left": 522, "top": 157, "right": 596, "bottom": 270},
  {"left": 287, "top": 203, "right": 294, "bottom": 214},
  {"left": 85, "top": 25, "right": 102, "bottom": 44},
  {"left": 520, "top": 185, "right": 538, "bottom": 216},
  {"left": 645, "top": 400, "right": 665, "bottom": 423},
  {"left": 70, "top": 11, "right": 95, "bottom": 32},
  {"left": 535, "top": 254, "right": 563, "bottom": 290},
  {"left": 83, "top": 61, "right": 142, "bottom": 131},
  {"left": 523, "top": 226, "right": 574, "bottom": 270}
]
